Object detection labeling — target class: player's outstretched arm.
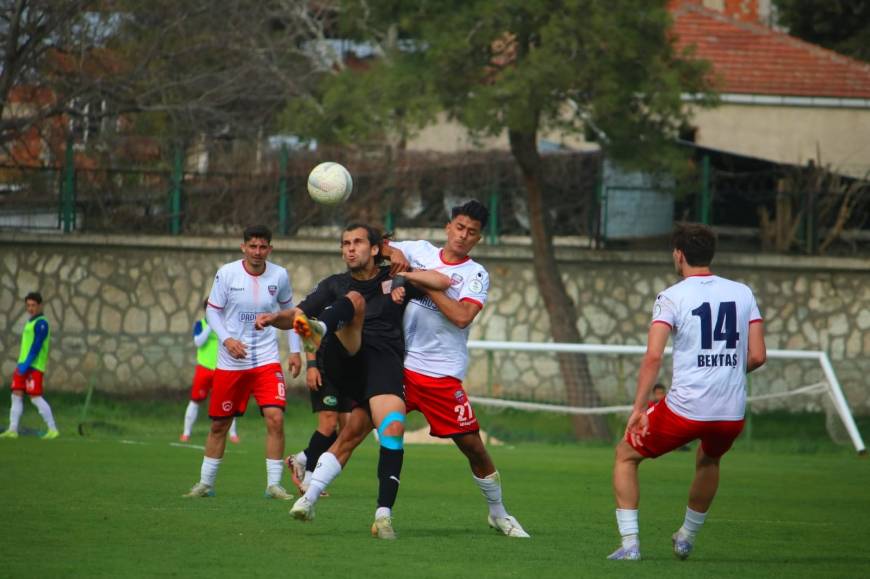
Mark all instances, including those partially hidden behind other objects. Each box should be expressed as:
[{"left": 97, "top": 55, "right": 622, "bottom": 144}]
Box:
[
  {"left": 423, "top": 289, "right": 481, "bottom": 329},
  {"left": 746, "top": 321, "right": 767, "bottom": 373},
  {"left": 255, "top": 307, "right": 300, "bottom": 331},
  {"left": 381, "top": 243, "right": 409, "bottom": 275},
  {"left": 401, "top": 270, "right": 451, "bottom": 291}
]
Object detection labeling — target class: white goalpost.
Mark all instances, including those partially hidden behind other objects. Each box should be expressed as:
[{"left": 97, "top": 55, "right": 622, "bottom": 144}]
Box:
[{"left": 466, "top": 340, "right": 867, "bottom": 454}]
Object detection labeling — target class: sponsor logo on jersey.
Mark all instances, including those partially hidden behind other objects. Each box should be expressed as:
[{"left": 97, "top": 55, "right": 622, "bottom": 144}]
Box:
[
  {"left": 268, "top": 284, "right": 277, "bottom": 296},
  {"left": 230, "top": 286, "right": 244, "bottom": 292},
  {"left": 381, "top": 280, "right": 392, "bottom": 294},
  {"left": 411, "top": 295, "right": 439, "bottom": 311},
  {"left": 222, "top": 401, "right": 233, "bottom": 412},
  {"left": 239, "top": 312, "right": 257, "bottom": 322},
  {"left": 323, "top": 395, "right": 338, "bottom": 407},
  {"left": 450, "top": 273, "right": 463, "bottom": 286},
  {"left": 468, "top": 279, "right": 483, "bottom": 293}
]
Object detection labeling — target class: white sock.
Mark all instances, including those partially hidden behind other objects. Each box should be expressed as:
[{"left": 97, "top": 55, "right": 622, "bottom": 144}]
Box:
[
  {"left": 229, "top": 418, "right": 238, "bottom": 438},
  {"left": 473, "top": 471, "right": 508, "bottom": 519},
  {"left": 200, "top": 456, "right": 222, "bottom": 487},
  {"left": 616, "top": 508, "right": 639, "bottom": 549},
  {"left": 266, "top": 459, "right": 284, "bottom": 487},
  {"left": 295, "top": 450, "right": 307, "bottom": 468},
  {"left": 303, "top": 452, "right": 342, "bottom": 503},
  {"left": 679, "top": 507, "right": 707, "bottom": 540},
  {"left": 375, "top": 506, "right": 392, "bottom": 520},
  {"left": 30, "top": 396, "right": 56, "bottom": 431},
  {"left": 302, "top": 471, "right": 312, "bottom": 486},
  {"left": 8, "top": 395, "right": 23, "bottom": 432},
  {"left": 183, "top": 401, "right": 199, "bottom": 436}
]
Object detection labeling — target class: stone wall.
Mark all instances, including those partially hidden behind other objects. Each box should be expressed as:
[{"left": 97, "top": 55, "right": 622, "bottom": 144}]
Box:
[{"left": 1, "top": 232, "right": 868, "bottom": 415}]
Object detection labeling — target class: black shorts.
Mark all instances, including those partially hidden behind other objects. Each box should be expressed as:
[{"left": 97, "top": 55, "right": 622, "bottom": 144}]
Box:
[
  {"left": 320, "top": 337, "right": 405, "bottom": 407},
  {"left": 308, "top": 374, "right": 353, "bottom": 413}
]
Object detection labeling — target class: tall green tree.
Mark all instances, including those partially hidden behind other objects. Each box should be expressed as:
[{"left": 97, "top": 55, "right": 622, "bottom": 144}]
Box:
[
  {"left": 286, "top": 0, "right": 715, "bottom": 439},
  {"left": 774, "top": 0, "right": 870, "bottom": 62}
]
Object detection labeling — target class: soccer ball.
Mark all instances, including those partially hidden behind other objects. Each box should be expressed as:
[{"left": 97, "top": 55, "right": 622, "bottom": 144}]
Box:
[{"left": 307, "top": 162, "right": 353, "bottom": 205}]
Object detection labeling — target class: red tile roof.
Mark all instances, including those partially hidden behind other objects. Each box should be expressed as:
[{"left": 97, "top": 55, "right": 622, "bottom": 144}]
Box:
[{"left": 670, "top": 1, "right": 870, "bottom": 98}]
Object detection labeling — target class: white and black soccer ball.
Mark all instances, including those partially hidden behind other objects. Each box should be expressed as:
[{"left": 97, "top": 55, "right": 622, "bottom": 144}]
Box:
[{"left": 307, "top": 162, "right": 353, "bottom": 205}]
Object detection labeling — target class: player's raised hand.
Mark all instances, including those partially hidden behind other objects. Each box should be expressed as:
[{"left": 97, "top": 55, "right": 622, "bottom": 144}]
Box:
[
  {"left": 255, "top": 312, "right": 277, "bottom": 330},
  {"left": 287, "top": 352, "right": 302, "bottom": 378},
  {"left": 388, "top": 248, "right": 410, "bottom": 275},
  {"left": 625, "top": 408, "right": 649, "bottom": 448},
  {"left": 224, "top": 337, "right": 247, "bottom": 359}
]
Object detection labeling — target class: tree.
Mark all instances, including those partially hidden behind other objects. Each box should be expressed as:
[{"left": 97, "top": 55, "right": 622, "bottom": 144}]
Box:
[
  {"left": 0, "top": 1, "right": 336, "bottom": 162},
  {"left": 774, "top": 0, "right": 870, "bottom": 62},
  {"left": 283, "top": 0, "right": 715, "bottom": 439}
]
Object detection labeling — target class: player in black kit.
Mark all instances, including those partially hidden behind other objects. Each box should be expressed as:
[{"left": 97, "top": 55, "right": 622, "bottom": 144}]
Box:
[{"left": 255, "top": 223, "right": 449, "bottom": 538}]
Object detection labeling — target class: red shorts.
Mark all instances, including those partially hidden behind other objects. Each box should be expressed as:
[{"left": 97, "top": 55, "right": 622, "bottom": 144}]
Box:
[
  {"left": 11, "top": 368, "right": 44, "bottom": 396},
  {"left": 190, "top": 365, "right": 215, "bottom": 402},
  {"left": 628, "top": 399, "right": 744, "bottom": 459},
  {"left": 404, "top": 369, "right": 479, "bottom": 437},
  {"left": 208, "top": 363, "right": 286, "bottom": 419}
]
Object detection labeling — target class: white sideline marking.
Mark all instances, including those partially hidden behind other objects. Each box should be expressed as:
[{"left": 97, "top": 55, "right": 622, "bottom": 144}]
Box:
[
  {"left": 170, "top": 442, "right": 206, "bottom": 450},
  {"left": 120, "top": 439, "right": 148, "bottom": 445},
  {"left": 717, "top": 518, "right": 834, "bottom": 527}
]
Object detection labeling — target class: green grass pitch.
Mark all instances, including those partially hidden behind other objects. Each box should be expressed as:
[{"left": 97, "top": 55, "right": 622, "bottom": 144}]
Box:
[{"left": 2, "top": 394, "right": 869, "bottom": 578}]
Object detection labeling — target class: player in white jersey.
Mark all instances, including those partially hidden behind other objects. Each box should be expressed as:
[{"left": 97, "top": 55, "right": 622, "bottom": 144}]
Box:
[
  {"left": 184, "top": 225, "right": 303, "bottom": 500},
  {"left": 608, "top": 223, "right": 766, "bottom": 561},
  {"left": 384, "top": 200, "right": 529, "bottom": 538}
]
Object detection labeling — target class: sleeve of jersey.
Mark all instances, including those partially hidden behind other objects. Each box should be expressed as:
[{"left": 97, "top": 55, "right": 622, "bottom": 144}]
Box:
[
  {"left": 206, "top": 305, "right": 231, "bottom": 345},
  {"left": 749, "top": 294, "right": 763, "bottom": 324},
  {"left": 287, "top": 329, "right": 301, "bottom": 354},
  {"left": 277, "top": 269, "right": 293, "bottom": 306},
  {"left": 388, "top": 239, "right": 427, "bottom": 262},
  {"left": 651, "top": 293, "right": 677, "bottom": 329},
  {"left": 458, "top": 267, "right": 488, "bottom": 309},
  {"left": 207, "top": 268, "right": 228, "bottom": 310},
  {"left": 193, "top": 321, "right": 211, "bottom": 348}
]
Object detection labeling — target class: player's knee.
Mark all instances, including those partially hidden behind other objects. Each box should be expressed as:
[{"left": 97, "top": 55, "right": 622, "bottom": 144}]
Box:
[
  {"left": 378, "top": 411, "right": 405, "bottom": 450},
  {"left": 210, "top": 418, "right": 233, "bottom": 434},
  {"left": 345, "top": 291, "right": 365, "bottom": 314},
  {"left": 318, "top": 411, "right": 339, "bottom": 432}
]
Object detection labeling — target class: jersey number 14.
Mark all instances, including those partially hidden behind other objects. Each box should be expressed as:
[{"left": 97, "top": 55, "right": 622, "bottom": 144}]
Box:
[{"left": 691, "top": 301, "right": 739, "bottom": 349}]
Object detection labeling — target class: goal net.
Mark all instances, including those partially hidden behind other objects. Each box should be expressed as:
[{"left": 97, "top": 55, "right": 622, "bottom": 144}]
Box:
[{"left": 465, "top": 340, "right": 866, "bottom": 453}]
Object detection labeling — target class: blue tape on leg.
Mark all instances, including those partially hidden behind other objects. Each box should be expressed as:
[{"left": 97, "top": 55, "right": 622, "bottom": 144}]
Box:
[{"left": 378, "top": 411, "right": 405, "bottom": 450}]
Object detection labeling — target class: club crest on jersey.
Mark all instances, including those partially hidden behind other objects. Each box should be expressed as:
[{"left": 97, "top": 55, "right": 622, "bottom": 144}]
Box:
[
  {"left": 381, "top": 280, "right": 392, "bottom": 294},
  {"left": 222, "top": 401, "right": 233, "bottom": 412},
  {"left": 450, "top": 273, "right": 463, "bottom": 286},
  {"left": 453, "top": 390, "right": 466, "bottom": 402},
  {"left": 468, "top": 278, "right": 483, "bottom": 293},
  {"left": 268, "top": 284, "right": 277, "bottom": 296}
]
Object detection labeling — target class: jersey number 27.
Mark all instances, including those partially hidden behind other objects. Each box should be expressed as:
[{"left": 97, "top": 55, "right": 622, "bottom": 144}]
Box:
[{"left": 691, "top": 301, "right": 739, "bottom": 349}]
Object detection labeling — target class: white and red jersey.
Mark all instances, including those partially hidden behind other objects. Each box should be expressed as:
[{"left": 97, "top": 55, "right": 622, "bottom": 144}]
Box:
[
  {"left": 207, "top": 259, "right": 294, "bottom": 371},
  {"left": 389, "top": 240, "right": 488, "bottom": 381},
  {"left": 652, "top": 274, "right": 762, "bottom": 421}
]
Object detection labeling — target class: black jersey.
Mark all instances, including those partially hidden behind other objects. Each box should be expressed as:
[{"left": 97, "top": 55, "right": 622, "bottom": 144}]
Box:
[{"left": 298, "top": 266, "right": 421, "bottom": 354}]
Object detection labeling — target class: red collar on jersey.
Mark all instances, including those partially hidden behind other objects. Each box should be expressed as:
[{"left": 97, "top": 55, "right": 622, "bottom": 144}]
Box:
[
  {"left": 439, "top": 249, "right": 470, "bottom": 265},
  {"left": 242, "top": 260, "right": 266, "bottom": 277}
]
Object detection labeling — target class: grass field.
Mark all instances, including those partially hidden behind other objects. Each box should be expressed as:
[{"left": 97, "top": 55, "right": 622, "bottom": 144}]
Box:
[{"left": 2, "top": 393, "right": 869, "bottom": 578}]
